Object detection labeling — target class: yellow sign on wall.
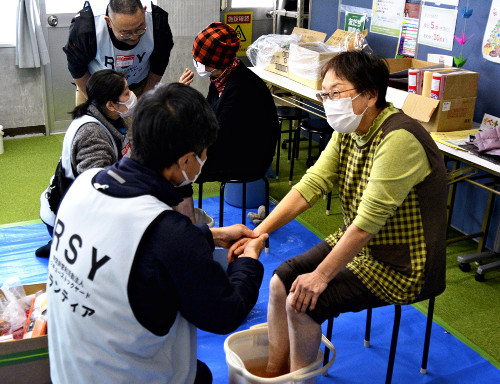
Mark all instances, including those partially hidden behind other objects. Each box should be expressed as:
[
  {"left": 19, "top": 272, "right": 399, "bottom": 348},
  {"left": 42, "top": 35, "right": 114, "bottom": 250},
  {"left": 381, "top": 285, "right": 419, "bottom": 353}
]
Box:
[{"left": 225, "top": 12, "right": 253, "bottom": 57}]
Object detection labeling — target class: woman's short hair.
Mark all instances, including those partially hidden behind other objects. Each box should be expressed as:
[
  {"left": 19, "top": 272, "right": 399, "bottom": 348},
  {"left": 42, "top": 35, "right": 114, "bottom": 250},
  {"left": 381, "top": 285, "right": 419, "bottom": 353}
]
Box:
[
  {"left": 131, "top": 83, "right": 219, "bottom": 170},
  {"left": 321, "top": 51, "right": 389, "bottom": 109},
  {"left": 71, "top": 69, "right": 126, "bottom": 119}
]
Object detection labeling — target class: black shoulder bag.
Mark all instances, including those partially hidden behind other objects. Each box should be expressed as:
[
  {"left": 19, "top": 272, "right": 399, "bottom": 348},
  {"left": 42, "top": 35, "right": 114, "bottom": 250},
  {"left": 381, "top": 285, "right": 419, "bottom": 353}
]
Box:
[{"left": 45, "top": 160, "right": 75, "bottom": 214}]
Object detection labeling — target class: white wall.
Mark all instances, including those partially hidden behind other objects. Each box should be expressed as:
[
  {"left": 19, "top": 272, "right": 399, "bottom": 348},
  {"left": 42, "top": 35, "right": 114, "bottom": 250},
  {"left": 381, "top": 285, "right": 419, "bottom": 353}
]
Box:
[{"left": 0, "top": 48, "right": 45, "bottom": 131}]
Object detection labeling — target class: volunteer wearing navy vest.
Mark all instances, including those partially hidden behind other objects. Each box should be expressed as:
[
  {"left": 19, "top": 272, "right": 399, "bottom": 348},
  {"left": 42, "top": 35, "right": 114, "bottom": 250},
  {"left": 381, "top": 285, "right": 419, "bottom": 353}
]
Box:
[
  {"left": 36, "top": 69, "right": 133, "bottom": 258},
  {"left": 230, "top": 51, "right": 447, "bottom": 378},
  {"left": 64, "top": 0, "right": 174, "bottom": 105},
  {"left": 46, "top": 83, "right": 268, "bottom": 384}
]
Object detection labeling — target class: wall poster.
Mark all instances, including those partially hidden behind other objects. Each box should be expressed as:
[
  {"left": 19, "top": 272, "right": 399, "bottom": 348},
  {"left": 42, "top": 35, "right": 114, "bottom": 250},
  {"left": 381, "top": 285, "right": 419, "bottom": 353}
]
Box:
[
  {"left": 370, "top": 0, "right": 406, "bottom": 37},
  {"left": 417, "top": 5, "right": 457, "bottom": 50},
  {"left": 482, "top": 0, "right": 500, "bottom": 63}
]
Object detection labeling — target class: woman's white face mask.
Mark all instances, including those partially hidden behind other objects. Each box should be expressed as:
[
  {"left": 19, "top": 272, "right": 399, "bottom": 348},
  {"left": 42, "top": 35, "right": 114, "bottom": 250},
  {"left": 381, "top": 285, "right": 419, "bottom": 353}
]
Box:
[
  {"left": 193, "top": 58, "right": 213, "bottom": 78},
  {"left": 323, "top": 93, "right": 367, "bottom": 134},
  {"left": 117, "top": 91, "right": 137, "bottom": 118}
]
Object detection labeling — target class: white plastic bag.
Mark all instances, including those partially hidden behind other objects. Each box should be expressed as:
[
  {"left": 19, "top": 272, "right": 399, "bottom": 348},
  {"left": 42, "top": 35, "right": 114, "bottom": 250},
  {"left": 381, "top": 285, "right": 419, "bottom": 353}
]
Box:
[
  {"left": 0, "top": 277, "right": 29, "bottom": 338},
  {"left": 246, "top": 33, "right": 302, "bottom": 68}
]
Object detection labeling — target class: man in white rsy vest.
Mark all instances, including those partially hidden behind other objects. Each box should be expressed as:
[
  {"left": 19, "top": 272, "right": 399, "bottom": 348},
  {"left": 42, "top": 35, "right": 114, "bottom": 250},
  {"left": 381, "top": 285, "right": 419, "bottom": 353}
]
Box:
[
  {"left": 64, "top": 0, "right": 174, "bottom": 105},
  {"left": 47, "top": 83, "right": 269, "bottom": 383}
]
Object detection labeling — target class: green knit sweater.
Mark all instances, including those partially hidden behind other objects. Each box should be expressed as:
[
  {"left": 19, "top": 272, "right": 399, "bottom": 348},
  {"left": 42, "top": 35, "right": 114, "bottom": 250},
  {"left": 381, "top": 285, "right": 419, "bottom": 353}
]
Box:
[{"left": 294, "top": 104, "right": 432, "bottom": 235}]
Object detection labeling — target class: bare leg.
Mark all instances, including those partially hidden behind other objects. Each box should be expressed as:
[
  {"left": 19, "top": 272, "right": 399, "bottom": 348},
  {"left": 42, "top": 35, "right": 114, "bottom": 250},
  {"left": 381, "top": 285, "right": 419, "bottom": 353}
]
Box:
[
  {"left": 266, "top": 275, "right": 290, "bottom": 375},
  {"left": 286, "top": 294, "right": 322, "bottom": 384}
]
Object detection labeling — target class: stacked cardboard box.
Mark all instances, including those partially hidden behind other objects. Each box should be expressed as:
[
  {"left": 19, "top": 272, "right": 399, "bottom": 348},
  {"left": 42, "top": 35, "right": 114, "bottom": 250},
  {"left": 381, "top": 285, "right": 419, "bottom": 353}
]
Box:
[{"left": 385, "top": 58, "right": 479, "bottom": 132}]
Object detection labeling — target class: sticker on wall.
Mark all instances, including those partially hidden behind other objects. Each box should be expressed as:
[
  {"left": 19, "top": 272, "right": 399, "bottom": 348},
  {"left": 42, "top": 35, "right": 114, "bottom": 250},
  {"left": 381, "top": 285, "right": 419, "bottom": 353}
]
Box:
[
  {"left": 427, "top": 53, "right": 454, "bottom": 67},
  {"left": 482, "top": 0, "right": 500, "bottom": 63},
  {"left": 225, "top": 12, "right": 253, "bottom": 57}
]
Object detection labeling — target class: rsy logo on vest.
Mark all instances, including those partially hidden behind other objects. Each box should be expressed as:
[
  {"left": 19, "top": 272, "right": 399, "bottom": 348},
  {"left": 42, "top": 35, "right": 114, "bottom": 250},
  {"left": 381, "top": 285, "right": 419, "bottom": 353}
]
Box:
[
  {"left": 103, "top": 51, "right": 147, "bottom": 69},
  {"left": 52, "top": 218, "right": 111, "bottom": 282}
]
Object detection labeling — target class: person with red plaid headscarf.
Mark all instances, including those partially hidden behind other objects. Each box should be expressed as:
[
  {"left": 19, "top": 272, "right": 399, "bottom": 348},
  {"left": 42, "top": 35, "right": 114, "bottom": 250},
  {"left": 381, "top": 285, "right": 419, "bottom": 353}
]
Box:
[{"left": 190, "top": 22, "right": 279, "bottom": 184}]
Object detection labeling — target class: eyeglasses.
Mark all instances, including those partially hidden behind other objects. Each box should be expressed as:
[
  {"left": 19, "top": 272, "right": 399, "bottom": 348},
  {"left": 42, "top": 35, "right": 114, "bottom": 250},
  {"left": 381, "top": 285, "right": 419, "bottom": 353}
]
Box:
[
  {"left": 108, "top": 18, "right": 147, "bottom": 40},
  {"left": 316, "top": 88, "right": 356, "bottom": 102}
]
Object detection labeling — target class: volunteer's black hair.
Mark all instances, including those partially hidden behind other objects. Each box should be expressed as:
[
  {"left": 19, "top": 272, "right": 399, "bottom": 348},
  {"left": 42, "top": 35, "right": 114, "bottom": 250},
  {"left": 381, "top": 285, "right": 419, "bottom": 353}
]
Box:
[
  {"left": 71, "top": 69, "right": 126, "bottom": 119},
  {"left": 131, "top": 83, "right": 219, "bottom": 170}
]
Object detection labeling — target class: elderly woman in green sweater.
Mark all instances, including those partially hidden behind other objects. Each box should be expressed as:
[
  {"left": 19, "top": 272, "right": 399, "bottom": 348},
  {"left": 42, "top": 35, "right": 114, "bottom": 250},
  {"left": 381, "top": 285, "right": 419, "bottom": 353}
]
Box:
[{"left": 230, "top": 51, "right": 447, "bottom": 380}]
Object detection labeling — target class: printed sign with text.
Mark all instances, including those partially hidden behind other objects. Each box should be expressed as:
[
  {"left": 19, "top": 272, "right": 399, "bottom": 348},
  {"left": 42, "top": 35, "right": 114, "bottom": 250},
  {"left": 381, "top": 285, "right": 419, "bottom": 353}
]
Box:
[
  {"left": 418, "top": 5, "right": 457, "bottom": 50},
  {"left": 225, "top": 12, "right": 253, "bottom": 57}
]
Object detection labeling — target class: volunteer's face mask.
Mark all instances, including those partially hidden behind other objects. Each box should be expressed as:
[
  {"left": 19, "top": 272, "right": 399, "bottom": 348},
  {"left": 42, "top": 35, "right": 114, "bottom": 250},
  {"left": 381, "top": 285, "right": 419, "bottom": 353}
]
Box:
[
  {"left": 323, "top": 93, "right": 367, "bottom": 134},
  {"left": 193, "top": 58, "right": 213, "bottom": 78},
  {"left": 117, "top": 91, "right": 137, "bottom": 118},
  {"left": 176, "top": 154, "right": 206, "bottom": 187}
]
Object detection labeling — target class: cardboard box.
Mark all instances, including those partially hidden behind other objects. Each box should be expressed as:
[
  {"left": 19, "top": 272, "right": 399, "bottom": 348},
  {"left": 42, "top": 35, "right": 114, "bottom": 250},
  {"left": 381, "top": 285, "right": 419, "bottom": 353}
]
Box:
[
  {"left": 289, "top": 29, "right": 358, "bottom": 90},
  {"left": 265, "top": 27, "right": 327, "bottom": 78},
  {"left": 265, "top": 28, "right": 357, "bottom": 89},
  {"left": 386, "top": 58, "right": 438, "bottom": 73},
  {"left": 0, "top": 283, "right": 50, "bottom": 384},
  {"left": 385, "top": 58, "right": 479, "bottom": 132}
]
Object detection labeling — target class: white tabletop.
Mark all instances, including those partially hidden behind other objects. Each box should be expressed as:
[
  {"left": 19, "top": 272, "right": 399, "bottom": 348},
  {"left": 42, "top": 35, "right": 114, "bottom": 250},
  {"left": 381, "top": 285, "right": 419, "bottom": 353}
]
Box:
[
  {"left": 250, "top": 66, "right": 320, "bottom": 104},
  {"left": 435, "top": 142, "right": 500, "bottom": 177}
]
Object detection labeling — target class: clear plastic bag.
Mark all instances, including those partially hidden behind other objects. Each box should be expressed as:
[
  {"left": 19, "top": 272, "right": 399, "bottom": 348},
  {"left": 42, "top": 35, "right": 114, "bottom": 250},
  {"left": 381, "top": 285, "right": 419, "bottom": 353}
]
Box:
[
  {"left": 0, "top": 277, "right": 30, "bottom": 339},
  {"left": 343, "top": 31, "right": 372, "bottom": 53},
  {"left": 247, "top": 30, "right": 372, "bottom": 81},
  {"left": 288, "top": 31, "right": 373, "bottom": 81},
  {"left": 246, "top": 33, "right": 302, "bottom": 68}
]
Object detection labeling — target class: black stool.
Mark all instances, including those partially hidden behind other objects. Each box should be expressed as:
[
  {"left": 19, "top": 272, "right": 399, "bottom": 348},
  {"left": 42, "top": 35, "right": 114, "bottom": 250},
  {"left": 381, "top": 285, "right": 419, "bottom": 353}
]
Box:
[
  {"left": 275, "top": 106, "right": 309, "bottom": 180},
  {"left": 289, "top": 118, "right": 334, "bottom": 214}
]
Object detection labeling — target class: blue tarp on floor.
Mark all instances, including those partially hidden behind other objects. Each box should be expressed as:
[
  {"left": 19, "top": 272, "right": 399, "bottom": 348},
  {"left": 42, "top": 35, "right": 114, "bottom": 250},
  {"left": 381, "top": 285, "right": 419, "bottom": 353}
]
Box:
[{"left": 0, "top": 197, "right": 499, "bottom": 383}]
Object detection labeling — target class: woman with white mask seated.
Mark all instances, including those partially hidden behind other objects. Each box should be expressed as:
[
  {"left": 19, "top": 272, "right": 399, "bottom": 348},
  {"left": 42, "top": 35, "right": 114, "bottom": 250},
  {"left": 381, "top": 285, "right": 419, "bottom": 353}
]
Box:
[{"left": 36, "top": 69, "right": 134, "bottom": 257}]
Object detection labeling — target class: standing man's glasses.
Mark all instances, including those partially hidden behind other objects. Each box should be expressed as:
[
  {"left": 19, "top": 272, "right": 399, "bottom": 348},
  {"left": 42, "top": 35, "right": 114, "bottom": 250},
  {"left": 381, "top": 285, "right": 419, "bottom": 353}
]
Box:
[{"left": 109, "top": 18, "right": 147, "bottom": 40}]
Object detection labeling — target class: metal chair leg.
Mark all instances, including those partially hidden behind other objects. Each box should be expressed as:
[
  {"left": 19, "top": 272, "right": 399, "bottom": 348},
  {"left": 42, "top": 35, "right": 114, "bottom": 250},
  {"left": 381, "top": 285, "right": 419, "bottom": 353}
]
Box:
[
  {"left": 386, "top": 305, "right": 401, "bottom": 384},
  {"left": 326, "top": 192, "right": 332, "bottom": 216},
  {"left": 307, "top": 132, "right": 313, "bottom": 167},
  {"left": 323, "top": 317, "right": 334, "bottom": 366},
  {"left": 242, "top": 182, "right": 246, "bottom": 225},
  {"left": 421, "top": 297, "right": 435, "bottom": 374},
  {"left": 289, "top": 126, "right": 300, "bottom": 186},
  {"left": 219, "top": 182, "right": 226, "bottom": 228},
  {"left": 364, "top": 308, "right": 372, "bottom": 347},
  {"left": 275, "top": 125, "right": 281, "bottom": 179},
  {"left": 264, "top": 177, "right": 270, "bottom": 252}
]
